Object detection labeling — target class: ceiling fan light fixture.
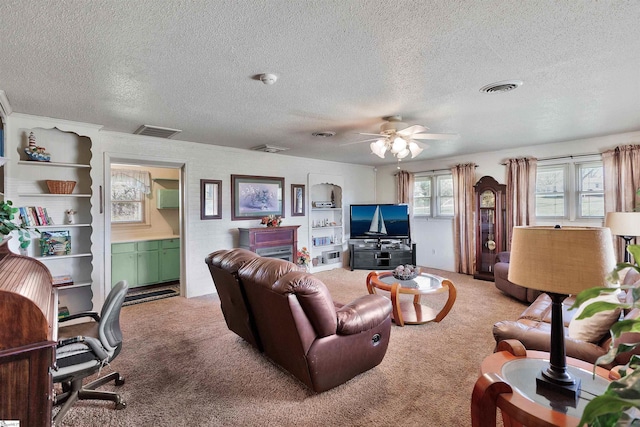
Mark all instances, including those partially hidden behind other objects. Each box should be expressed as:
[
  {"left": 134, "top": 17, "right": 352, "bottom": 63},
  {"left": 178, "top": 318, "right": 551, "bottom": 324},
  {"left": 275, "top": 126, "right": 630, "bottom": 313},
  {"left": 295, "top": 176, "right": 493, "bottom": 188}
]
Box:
[
  {"left": 370, "top": 142, "right": 386, "bottom": 158},
  {"left": 408, "top": 141, "right": 423, "bottom": 157},
  {"left": 391, "top": 137, "right": 407, "bottom": 153},
  {"left": 396, "top": 148, "right": 411, "bottom": 159}
]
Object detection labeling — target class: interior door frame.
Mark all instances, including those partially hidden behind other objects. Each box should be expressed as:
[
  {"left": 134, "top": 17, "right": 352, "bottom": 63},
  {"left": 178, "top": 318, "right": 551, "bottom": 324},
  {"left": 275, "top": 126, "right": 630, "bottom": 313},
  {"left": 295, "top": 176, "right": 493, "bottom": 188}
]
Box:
[{"left": 103, "top": 152, "right": 187, "bottom": 306}]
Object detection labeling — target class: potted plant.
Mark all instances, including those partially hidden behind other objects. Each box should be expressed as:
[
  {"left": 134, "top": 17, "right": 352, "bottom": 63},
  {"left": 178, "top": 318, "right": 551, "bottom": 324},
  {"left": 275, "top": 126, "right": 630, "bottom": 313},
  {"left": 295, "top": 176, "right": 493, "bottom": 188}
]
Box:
[
  {"left": 0, "top": 200, "right": 37, "bottom": 249},
  {"left": 574, "top": 244, "right": 640, "bottom": 426}
]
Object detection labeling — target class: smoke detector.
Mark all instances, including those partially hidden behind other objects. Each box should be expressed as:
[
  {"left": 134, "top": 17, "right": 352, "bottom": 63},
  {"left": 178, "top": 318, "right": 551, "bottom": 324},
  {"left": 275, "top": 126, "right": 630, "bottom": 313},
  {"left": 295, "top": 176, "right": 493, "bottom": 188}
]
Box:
[
  {"left": 250, "top": 144, "right": 289, "bottom": 153},
  {"left": 479, "top": 80, "right": 523, "bottom": 94},
  {"left": 134, "top": 125, "right": 182, "bottom": 139},
  {"left": 259, "top": 73, "right": 278, "bottom": 85}
]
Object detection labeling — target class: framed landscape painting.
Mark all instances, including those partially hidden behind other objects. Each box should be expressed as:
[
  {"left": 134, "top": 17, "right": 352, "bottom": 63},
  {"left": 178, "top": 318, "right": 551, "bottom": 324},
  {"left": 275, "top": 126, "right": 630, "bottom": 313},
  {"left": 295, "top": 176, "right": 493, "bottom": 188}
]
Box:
[{"left": 231, "top": 174, "right": 284, "bottom": 220}]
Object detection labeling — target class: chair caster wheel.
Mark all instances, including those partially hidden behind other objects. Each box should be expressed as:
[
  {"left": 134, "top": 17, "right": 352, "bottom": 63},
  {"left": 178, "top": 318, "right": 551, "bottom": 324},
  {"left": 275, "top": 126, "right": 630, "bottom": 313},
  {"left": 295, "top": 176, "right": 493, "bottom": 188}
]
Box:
[
  {"left": 115, "top": 377, "right": 125, "bottom": 386},
  {"left": 116, "top": 400, "right": 126, "bottom": 410}
]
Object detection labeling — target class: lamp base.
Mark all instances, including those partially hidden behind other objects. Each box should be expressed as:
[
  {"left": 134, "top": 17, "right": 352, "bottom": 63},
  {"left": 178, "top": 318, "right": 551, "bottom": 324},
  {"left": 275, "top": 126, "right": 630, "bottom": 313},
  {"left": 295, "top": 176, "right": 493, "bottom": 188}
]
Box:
[{"left": 536, "top": 370, "right": 580, "bottom": 406}]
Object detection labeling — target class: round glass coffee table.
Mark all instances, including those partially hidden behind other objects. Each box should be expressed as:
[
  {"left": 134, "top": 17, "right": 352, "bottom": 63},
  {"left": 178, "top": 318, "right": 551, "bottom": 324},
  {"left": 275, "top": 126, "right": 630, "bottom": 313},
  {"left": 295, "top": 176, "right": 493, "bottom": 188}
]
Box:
[{"left": 366, "top": 271, "right": 456, "bottom": 326}]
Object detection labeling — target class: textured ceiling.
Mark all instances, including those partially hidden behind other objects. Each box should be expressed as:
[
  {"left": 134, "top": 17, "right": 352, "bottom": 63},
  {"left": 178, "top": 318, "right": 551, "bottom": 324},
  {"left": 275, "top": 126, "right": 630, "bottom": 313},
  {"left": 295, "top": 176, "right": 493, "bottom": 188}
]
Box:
[{"left": 1, "top": 0, "right": 639, "bottom": 166}]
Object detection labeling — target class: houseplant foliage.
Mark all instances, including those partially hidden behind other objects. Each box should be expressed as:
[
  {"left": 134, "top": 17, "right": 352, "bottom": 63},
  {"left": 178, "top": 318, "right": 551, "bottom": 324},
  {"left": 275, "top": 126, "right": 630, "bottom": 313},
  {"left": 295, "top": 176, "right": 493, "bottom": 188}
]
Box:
[
  {"left": 0, "top": 200, "right": 36, "bottom": 248},
  {"left": 574, "top": 244, "right": 640, "bottom": 427}
]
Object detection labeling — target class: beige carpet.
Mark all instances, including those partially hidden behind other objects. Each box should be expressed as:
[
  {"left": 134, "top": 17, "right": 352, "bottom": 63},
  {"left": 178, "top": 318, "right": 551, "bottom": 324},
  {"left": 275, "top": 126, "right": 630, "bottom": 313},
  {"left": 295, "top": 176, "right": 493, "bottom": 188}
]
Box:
[{"left": 56, "top": 267, "right": 526, "bottom": 426}]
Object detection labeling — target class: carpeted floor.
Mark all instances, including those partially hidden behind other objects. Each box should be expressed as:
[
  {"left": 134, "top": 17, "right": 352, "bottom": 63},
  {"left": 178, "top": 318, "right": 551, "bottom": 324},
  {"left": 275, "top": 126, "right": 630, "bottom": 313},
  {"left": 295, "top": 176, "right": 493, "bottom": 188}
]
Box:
[{"left": 56, "top": 267, "right": 526, "bottom": 426}]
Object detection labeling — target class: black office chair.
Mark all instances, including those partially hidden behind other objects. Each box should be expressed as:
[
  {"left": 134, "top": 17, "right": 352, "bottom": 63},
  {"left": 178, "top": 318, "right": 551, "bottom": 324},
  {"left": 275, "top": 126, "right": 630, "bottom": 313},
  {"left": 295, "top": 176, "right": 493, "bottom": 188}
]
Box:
[{"left": 53, "top": 280, "right": 128, "bottom": 423}]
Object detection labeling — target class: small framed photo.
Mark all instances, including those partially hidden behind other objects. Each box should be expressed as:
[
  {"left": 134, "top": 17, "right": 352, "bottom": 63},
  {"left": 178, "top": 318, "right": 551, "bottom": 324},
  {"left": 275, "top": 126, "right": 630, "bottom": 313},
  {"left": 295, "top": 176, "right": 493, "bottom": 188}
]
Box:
[
  {"left": 291, "top": 184, "right": 305, "bottom": 216},
  {"left": 231, "top": 175, "right": 284, "bottom": 220},
  {"left": 201, "top": 179, "right": 222, "bottom": 220}
]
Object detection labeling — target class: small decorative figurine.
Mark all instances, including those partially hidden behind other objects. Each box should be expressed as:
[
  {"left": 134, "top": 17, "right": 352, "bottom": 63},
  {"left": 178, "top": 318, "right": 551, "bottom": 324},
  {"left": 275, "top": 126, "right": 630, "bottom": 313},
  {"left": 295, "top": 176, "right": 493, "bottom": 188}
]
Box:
[
  {"left": 64, "top": 209, "right": 77, "bottom": 224},
  {"left": 24, "top": 132, "right": 51, "bottom": 162}
]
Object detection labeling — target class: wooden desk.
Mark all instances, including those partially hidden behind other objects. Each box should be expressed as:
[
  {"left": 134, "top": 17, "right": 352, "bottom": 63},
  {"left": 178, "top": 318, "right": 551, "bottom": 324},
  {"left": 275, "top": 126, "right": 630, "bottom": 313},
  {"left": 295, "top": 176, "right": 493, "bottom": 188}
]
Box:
[{"left": 472, "top": 341, "right": 611, "bottom": 427}]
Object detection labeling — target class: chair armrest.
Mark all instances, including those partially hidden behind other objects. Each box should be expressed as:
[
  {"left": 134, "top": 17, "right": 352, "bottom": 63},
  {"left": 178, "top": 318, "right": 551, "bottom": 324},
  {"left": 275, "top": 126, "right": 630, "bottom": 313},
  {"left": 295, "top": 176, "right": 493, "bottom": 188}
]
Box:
[
  {"left": 59, "top": 311, "right": 101, "bottom": 323},
  {"left": 336, "top": 294, "right": 392, "bottom": 335},
  {"left": 495, "top": 251, "right": 510, "bottom": 264}
]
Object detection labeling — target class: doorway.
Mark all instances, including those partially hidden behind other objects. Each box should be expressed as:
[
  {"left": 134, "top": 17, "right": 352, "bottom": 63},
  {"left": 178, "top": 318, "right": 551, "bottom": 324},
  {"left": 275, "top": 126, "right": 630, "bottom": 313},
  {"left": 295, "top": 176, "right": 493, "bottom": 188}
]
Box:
[{"left": 104, "top": 156, "right": 185, "bottom": 305}]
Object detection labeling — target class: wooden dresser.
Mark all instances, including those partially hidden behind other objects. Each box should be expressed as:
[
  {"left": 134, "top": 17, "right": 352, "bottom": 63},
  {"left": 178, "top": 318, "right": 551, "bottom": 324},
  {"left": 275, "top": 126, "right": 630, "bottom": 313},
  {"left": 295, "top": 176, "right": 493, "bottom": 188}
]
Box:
[{"left": 0, "top": 238, "right": 57, "bottom": 427}]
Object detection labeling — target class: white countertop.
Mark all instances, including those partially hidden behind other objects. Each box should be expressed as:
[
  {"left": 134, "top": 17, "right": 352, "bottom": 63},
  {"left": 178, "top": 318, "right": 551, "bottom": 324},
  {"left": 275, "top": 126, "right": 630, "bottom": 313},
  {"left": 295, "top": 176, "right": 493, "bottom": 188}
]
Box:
[{"left": 112, "top": 235, "right": 180, "bottom": 244}]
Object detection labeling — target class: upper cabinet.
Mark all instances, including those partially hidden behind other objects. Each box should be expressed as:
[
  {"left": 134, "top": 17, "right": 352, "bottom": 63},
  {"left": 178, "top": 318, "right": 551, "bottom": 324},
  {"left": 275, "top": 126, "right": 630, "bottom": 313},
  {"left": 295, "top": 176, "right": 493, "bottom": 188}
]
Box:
[
  {"left": 308, "top": 173, "right": 344, "bottom": 272},
  {"left": 473, "top": 176, "right": 506, "bottom": 281},
  {"left": 4, "top": 114, "right": 103, "bottom": 317}
]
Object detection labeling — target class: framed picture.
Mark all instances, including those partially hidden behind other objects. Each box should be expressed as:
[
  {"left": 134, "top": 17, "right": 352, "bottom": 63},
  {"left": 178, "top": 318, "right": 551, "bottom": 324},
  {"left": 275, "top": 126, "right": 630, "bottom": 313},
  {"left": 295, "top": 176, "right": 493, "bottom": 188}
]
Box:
[
  {"left": 291, "top": 184, "right": 305, "bottom": 216},
  {"left": 231, "top": 175, "right": 284, "bottom": 220},
  {"left": 201, "top": 179, "right": 222, "bottom": 220}
]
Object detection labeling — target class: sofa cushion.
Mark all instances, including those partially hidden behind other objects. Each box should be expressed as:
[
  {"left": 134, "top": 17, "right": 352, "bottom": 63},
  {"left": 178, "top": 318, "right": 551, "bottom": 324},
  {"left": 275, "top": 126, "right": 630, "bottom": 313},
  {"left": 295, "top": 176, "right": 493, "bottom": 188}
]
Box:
[{"left": 568, "top": 292, "right": 622, "bottom": 343}]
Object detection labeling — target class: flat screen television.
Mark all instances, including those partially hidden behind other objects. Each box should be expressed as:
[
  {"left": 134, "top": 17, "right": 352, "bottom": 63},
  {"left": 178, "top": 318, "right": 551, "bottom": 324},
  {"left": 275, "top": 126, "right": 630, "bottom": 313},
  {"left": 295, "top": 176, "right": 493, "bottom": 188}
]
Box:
[{"left": 350, "top": 204, "right": 410, "bottom": 240}]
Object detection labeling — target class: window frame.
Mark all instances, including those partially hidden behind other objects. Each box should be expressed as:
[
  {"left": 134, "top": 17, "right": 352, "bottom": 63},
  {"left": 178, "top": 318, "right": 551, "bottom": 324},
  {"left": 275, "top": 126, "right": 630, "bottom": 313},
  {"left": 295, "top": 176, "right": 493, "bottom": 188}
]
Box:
[
  {"left": 412, "top": 173, "right": 454, "bottom": 218},
  {"left": 111, "top": 170, "right": 150, "bottom": 226},
  {"left": 576, "top": 161, "right": 604, "bottom": 219},
  {"left": 534, "top": 156, "right": 603, "bottom": 222}
]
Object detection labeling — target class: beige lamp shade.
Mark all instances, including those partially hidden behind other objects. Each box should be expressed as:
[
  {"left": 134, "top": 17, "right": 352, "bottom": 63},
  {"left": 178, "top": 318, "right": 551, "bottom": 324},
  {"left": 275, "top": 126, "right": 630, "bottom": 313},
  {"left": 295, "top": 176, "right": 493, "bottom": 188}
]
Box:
[
  {"left": 605, "top": 212, "right": 640, "bottom": 237},
  {"left": 508, "top": 226, "right": 616, "bottom": 295}
]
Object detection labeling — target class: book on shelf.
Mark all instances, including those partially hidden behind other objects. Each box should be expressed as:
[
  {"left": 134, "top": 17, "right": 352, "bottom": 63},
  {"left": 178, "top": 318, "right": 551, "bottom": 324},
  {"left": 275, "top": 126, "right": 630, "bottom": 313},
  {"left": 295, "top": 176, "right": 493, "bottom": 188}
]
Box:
[
  {"left": 19, "top": 206, "right": 54, "bottom": 226},
  {"left": 58, "top": 305, "right": 70, "bottom": 319},
  {"left": 52, "top": 274, "right": 74, "bottom": 287},
  {"left": 40, "top": 230, "right": 71, "bottom": 256}
]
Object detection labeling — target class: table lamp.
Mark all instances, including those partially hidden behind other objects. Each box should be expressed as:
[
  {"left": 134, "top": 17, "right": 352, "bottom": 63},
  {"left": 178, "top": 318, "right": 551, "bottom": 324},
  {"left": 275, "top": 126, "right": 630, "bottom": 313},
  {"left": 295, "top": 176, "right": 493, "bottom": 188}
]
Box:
[
  {"left": 605, "top": 212, "right": 640, "bottom": 263},
  {"left": 508, "top": 226, "right": 615, "bottom": 400}
]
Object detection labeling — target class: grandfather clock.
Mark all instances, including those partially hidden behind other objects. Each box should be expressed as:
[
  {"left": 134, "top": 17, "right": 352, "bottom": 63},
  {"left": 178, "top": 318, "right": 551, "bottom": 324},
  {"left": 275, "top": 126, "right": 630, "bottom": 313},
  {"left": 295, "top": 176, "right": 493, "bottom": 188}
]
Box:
[{"left": 474, "top": 176, "right": 506, "bottom": 281}]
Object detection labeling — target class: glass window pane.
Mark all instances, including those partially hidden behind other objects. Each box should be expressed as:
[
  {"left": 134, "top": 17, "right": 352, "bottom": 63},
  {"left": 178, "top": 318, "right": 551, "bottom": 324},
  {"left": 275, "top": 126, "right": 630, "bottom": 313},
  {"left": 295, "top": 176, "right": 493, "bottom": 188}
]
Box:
[
  {"left": 580, "top": 194, "right": 604, "bottom": 217},
  {"left": 112, "top": 202, "right": 143, "bottom": 222},
  {"left": 439, "top": 197, "right": 454, "bottom": 216},
  {"left": 414, "top": 197, "right": 431, "bottom": 215},
  {"left": 536, "top": 168, "right": 564, "bottom": 193},
  {"left": 413, "top": 177, "right": 432, "bottom": 215},
  {"left": 580, "top": 166, "right": 603, "bottom": 191},
  {"left": 438, "top": 176, "right": 453, "bottom": 197},
  {"left": 536, "top": 194, "right": 565, "bottom": 217}
]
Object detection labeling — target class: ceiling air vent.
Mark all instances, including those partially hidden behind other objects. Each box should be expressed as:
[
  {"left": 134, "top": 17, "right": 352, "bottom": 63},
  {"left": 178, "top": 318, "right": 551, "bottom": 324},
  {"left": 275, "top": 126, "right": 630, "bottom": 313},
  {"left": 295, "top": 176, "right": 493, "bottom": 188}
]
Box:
[
  {"left": 479, "top": 80, "right": 523, "bottom": 94},
  {"left": 312, "top": 131, "right": 336, "bottom": 138},
  {"left": 134, "top": 125, "right": 182, "bottom": 139},
  {"left": 250, "top": 144, "right": 289, "bottom": 153}
]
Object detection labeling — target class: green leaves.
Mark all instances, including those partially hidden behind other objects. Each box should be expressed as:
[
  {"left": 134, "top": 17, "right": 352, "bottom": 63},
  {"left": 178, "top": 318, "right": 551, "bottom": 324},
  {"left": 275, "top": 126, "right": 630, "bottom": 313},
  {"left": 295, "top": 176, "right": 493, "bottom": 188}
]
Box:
[{"left": 0, "top": 200, "right": 37, "bottom": 248}]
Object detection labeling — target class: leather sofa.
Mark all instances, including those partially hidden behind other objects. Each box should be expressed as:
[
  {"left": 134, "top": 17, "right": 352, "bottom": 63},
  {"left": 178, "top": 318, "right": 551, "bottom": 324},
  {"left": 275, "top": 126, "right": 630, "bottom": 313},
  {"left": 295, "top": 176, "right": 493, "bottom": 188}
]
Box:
[
  {"left": 205, "top": 248, "right": 393, "bottom": 392},
  {"left": 494, "top": 252, "right": 541, "bottom": 303},
  {"left": 493, "top": 269, "right": 640, "bottom": 369}
]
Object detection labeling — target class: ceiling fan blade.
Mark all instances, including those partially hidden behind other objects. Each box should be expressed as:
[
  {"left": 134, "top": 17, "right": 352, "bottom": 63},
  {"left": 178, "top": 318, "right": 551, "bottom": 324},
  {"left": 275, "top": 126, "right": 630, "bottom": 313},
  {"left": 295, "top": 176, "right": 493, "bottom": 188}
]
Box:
[
  {"left": 358, "top": 132, "right": 385, "bottom": 137},
  {"left": 410, "top": 133, "right": 460, "bottom": 140},
  {"left": 397, "top": 125, "right": 430, "bottom": 136},
  {"left": 339, "top": 138, "right": 384, "bottom": 146}
]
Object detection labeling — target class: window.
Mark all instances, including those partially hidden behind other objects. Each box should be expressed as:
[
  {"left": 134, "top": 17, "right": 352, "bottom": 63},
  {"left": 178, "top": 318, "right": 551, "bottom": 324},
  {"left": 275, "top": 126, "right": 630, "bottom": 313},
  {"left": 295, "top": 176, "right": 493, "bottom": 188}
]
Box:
[
  {"left": 413, "top": 174, "right": 453, "bottom": 217},
  {"left": 577, "top": 162, "right": 604, "bottom": 217},
  {"left": 111, "top": 169, "right": 151, "bottom": 223},
  {"left": 535, "top": 160, "right": 603, "bottom": 220},
  {"left": 535, "top": 165, "right": 566, "bottom": 218}
]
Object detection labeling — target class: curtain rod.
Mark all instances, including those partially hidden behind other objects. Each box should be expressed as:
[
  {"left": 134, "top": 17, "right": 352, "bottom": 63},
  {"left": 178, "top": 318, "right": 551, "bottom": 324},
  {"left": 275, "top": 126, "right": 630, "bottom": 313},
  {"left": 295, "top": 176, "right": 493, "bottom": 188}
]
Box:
[
  {"left": 399, "top": 165, "right": 478, "bottom": 175},
  {"left": 500, "top": 153, "right": 599, "bottom": 165}
]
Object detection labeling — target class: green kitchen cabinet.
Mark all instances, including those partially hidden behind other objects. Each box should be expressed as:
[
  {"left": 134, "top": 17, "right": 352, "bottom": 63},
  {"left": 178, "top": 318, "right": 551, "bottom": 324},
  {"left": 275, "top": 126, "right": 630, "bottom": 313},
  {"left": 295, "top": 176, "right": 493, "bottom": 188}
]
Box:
[
  {"left": 160, "top": 239, "right": 180, "bottom": 282},
  {"left": 111, "top": 238, "right": 180, "bottom": 288},
  {"left": 111, "top": 243, "right": 138, "bottom": 287}
]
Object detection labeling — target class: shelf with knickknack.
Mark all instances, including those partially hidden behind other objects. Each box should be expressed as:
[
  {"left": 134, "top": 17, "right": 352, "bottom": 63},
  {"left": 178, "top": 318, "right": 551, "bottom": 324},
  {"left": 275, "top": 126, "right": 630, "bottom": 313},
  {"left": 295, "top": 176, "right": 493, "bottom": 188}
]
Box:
[
  {"left": 5, "top": 117, "right": 101, "bottom": 320},
  {"left": 308, "top": 174, "right": 345, "bottom": 273}
]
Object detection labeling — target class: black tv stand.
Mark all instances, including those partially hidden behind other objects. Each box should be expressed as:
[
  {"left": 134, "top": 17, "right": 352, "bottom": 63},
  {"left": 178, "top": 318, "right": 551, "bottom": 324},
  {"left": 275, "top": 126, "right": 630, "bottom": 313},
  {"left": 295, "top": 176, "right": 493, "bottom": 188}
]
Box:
[{"left": 349, "top": 240, "right": 416, "bottom": 270}]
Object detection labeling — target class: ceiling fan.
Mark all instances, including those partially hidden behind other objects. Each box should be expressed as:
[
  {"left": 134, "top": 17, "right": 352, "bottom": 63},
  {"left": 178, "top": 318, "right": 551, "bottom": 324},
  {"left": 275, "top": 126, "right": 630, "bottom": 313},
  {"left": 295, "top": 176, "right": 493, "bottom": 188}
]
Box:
[{"left": 343, "top": 115, "right": 459, "bottom": 159}]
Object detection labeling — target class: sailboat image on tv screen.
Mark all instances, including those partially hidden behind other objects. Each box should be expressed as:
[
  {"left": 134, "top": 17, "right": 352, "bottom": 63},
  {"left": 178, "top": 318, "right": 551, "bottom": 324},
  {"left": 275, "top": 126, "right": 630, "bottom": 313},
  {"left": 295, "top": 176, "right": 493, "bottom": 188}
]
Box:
[{"left": 365, "top": 206, "right": 388, "bottom": 236}]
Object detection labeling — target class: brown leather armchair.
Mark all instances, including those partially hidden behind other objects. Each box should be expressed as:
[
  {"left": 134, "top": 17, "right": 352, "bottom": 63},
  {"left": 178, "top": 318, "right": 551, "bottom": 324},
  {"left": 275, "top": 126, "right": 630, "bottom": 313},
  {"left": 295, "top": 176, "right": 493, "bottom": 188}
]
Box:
[
  {"left": 493, "top": 269, "right": 640, "bottom": 369},
  {"left": 238, "top": 256, "right": 392, "bottom": 392},
  {"left": 494, "top": 252, "right": 541, "bottom": 303}
]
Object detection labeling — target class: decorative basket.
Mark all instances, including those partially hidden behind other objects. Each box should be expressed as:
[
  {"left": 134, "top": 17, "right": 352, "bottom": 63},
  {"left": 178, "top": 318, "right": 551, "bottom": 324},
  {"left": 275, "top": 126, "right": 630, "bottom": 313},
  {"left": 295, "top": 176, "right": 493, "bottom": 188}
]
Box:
[
  {"left": 392, "top": 265, "right": 419, "bottom": 281},
  {"left": 46, "top": 180, "right": 76, "bottom": 194}
]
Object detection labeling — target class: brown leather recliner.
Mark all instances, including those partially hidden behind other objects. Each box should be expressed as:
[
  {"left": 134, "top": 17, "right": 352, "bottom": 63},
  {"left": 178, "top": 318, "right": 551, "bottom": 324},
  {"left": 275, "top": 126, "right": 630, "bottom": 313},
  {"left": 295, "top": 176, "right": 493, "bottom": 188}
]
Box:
[
  {"left": 493, "top": 269, "right": 640, "bottom": 369},
  {"left": 206, "top": 250, "right": 393, "bottom": 392},
  {"left": 494, "top": 252, "right": 541, "bottom": 303},
  {"left": 205, "top": 248, "right": 262, "bottom": 350}
]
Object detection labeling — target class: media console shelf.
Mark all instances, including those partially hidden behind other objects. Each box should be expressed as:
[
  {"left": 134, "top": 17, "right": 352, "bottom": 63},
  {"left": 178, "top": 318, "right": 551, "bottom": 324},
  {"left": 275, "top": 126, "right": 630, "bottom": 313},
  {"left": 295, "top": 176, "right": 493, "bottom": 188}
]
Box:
[{"left": 349, "top": 240, "right": 416, "bottom": 271}]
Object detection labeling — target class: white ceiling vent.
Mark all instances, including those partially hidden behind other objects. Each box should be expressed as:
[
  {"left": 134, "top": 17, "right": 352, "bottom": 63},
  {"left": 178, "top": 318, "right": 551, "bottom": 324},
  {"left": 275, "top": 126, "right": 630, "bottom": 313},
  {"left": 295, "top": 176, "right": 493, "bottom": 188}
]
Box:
[
  {"left": 480, "top": 80, "right": 523, "bottom": 94},
  {"left": 134, "top": 125, "right": 182, "bottom": 139},
  {"left": 250, "top": 144, "right": 289, "bottom": 153}
]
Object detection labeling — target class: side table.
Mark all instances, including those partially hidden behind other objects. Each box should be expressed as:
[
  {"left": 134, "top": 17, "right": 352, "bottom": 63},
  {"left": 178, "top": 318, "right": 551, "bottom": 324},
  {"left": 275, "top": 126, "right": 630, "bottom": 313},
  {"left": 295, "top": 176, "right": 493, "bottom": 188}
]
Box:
[{"left": 471, "top": 340, "right": 612, "bottom": 427}]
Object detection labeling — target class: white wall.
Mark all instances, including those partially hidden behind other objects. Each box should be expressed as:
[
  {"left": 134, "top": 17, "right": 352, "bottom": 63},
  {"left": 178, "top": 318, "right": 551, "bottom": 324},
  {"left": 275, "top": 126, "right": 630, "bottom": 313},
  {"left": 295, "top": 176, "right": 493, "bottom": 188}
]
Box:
[
  {"left": 100, "top": 131, "right": 375, "bottom": 298},
  {"left": 375, "top": 130, "right": 640, "bottom": 272}
]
